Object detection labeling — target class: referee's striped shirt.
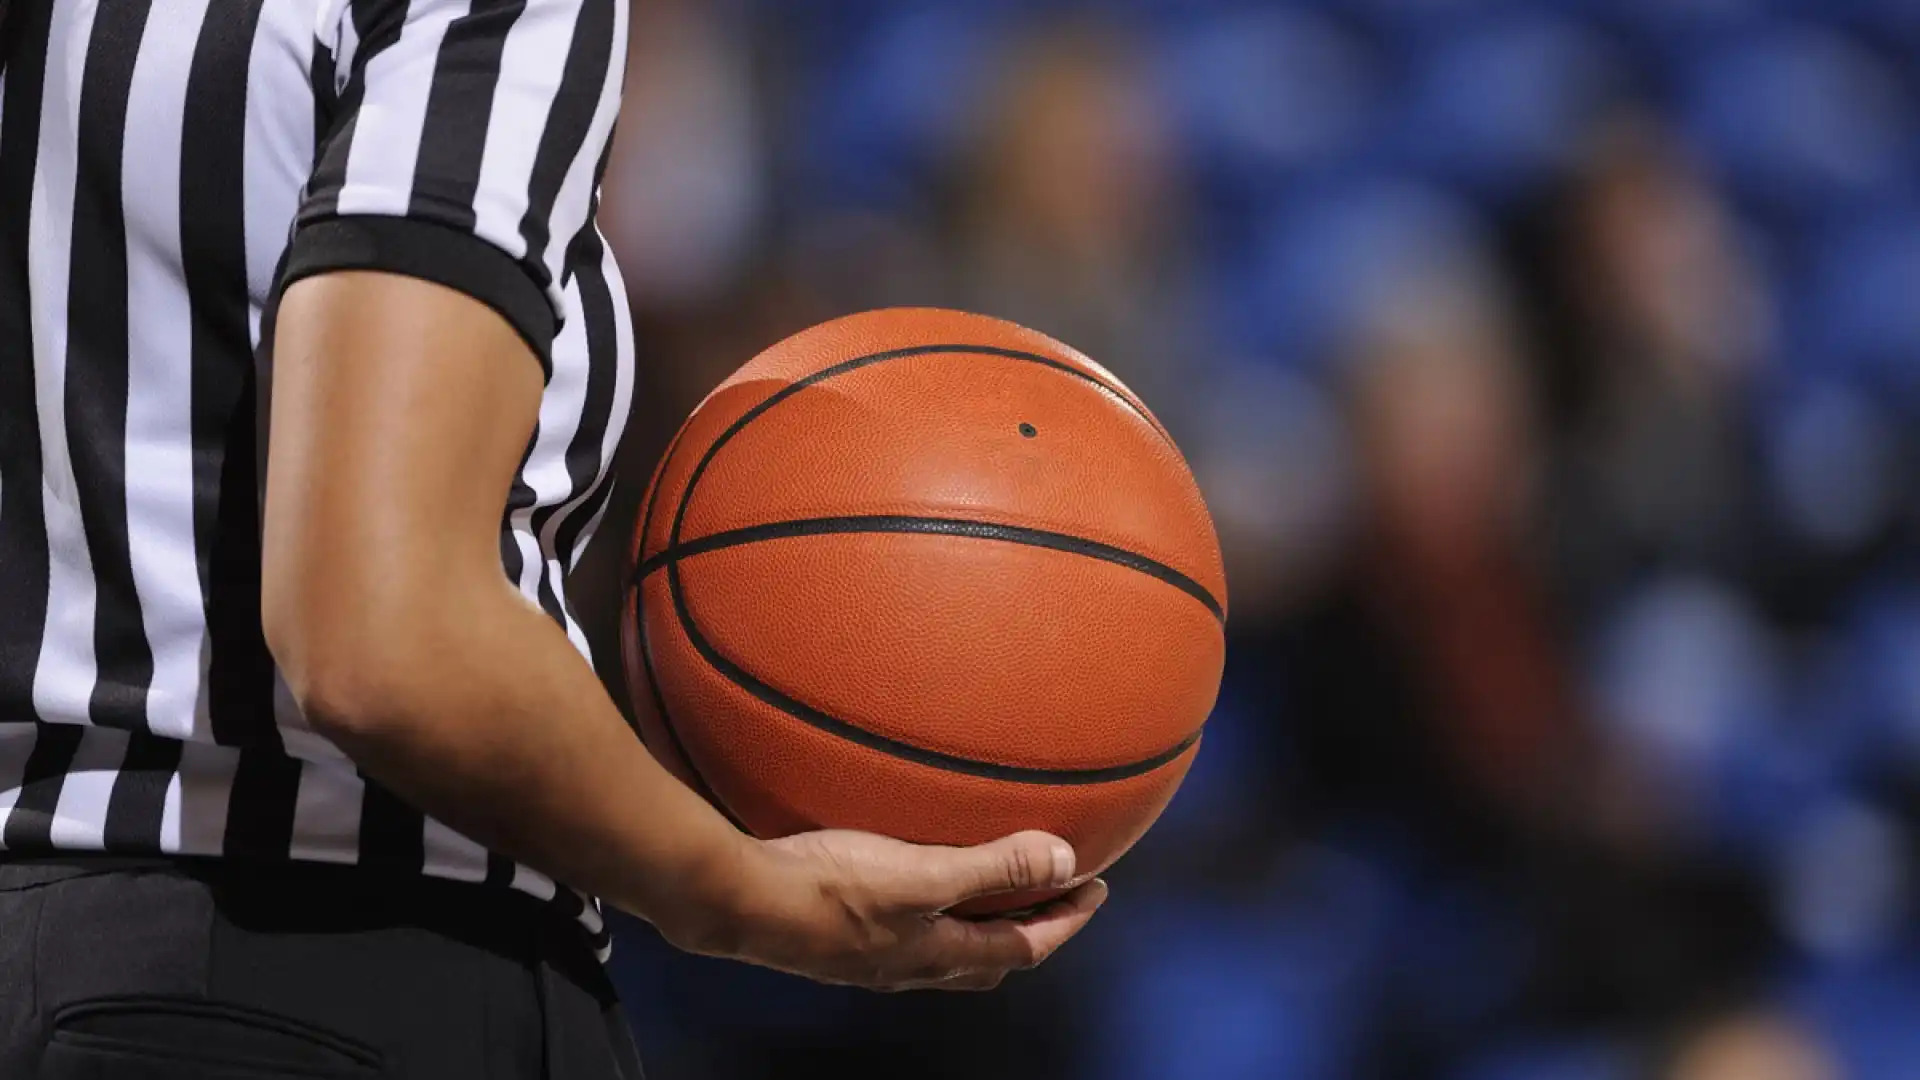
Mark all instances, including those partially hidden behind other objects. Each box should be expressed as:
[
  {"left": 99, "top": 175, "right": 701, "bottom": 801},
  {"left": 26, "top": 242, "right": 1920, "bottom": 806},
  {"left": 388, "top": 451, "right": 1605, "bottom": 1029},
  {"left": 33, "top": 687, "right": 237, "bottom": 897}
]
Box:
[{"left": 0, "top": 0, "right": 634, "bottom": 956}]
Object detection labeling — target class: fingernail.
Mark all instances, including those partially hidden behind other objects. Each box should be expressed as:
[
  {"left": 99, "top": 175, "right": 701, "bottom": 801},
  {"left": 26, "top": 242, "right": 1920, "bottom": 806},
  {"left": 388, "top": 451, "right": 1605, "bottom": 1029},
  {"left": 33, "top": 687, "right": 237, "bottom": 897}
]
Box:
[{"left": 1049, "top": 842, "right": 1076, "bottom": 887}]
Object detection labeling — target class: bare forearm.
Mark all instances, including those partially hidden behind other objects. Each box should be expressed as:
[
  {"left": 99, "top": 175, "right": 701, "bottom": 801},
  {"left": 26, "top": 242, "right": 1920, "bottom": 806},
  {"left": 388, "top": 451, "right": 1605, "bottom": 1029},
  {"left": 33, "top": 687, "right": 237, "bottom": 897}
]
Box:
[{"left": 284, "top": 572, "right": 751, "bottom": 944}]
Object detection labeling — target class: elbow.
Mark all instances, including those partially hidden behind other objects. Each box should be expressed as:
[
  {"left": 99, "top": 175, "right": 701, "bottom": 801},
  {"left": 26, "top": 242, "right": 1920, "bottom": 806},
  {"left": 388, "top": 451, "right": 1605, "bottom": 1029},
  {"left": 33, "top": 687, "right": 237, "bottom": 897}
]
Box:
[{"left": 262, "top": 568, "right": 420, "bottom": 747}]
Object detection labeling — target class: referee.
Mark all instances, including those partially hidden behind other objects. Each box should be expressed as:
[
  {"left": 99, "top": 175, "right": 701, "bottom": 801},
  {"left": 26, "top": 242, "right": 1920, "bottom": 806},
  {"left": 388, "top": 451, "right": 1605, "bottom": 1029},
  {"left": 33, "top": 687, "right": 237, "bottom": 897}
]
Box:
[{"left": 0, "top": 0, "right": 1105, "bottom": 1076}]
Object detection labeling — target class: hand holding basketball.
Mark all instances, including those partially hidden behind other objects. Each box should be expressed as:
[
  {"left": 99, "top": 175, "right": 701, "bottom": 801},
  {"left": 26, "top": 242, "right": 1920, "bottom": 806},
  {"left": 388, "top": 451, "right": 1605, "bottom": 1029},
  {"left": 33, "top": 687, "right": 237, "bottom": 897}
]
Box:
[{"left": 674, "top": 829, "right": 1108, "bottom": 992}]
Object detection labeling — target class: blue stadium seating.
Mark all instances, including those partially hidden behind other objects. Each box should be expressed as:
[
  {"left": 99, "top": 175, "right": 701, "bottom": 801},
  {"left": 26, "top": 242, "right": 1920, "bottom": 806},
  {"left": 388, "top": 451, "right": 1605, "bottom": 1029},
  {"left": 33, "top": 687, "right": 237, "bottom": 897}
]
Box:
[
  {"left": 1679, "top": 23, "right": 1915, "bottom": 220},
  {"left": 1837, "top": 582, "right": 1920, "bottom": 770},
  {"left": 1587, "top": 577, "right": 1794, "bottom": 852},
  {"left": 1083, "top": 856, "right": 1399, "bottom": 1080},
  {"left": 1227, "top": 175, "right": 1493, "bottom": 363},
  {"left": 1778, "top": 0, "right": 1920, "bottom": 43},
  {"left": 1382, "top": 10, "right": 1628, "bottom": 200},
  {"left": 785, "top": 2, "right": 1009, "bottom": 212},
  {"left": 1756, "top": 375, "right": 1909, "bottom": 557},
  {"left": 1781, "top": 954, "right": 1920, "bottom": 1080},
  {"left": 1798, "top": 203, "right": 1920, "bottom": 398},
  {"left": 1160, "top": 5, "right": 1385, "bottom": 187},
  {"left": 1541, "top": 0, "right": 1762, "bottom": 57}
]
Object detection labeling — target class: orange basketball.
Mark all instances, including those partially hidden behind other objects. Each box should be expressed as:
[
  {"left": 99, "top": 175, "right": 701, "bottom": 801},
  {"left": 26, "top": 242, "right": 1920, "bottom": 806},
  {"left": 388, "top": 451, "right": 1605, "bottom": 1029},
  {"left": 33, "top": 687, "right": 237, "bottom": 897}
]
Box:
[{"left": 620, "top": 308, "right": 1227, "bottom": 914}]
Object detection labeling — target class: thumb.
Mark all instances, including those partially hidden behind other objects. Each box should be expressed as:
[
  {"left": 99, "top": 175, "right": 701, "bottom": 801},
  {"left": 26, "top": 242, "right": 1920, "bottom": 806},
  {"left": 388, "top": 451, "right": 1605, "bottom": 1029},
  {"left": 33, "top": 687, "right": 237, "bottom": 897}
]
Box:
[{"left": 901, "top": 831, "right": 1077, "bottom": 912}]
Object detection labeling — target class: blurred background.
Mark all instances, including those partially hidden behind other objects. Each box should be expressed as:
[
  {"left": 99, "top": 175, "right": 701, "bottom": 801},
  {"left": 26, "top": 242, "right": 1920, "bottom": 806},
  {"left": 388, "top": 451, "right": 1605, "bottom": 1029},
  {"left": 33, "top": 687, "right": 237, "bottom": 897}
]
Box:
[{"left": 566, "top": 1, "right": 1920, "bottom": 1078}]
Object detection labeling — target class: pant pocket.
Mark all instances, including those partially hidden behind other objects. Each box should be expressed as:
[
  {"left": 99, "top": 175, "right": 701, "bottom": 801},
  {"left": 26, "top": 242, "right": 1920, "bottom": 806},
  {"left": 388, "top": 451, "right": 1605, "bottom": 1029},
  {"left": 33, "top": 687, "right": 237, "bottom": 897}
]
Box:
[{"left": 42, "top": 996, "right": 382, "bottom": 1079}]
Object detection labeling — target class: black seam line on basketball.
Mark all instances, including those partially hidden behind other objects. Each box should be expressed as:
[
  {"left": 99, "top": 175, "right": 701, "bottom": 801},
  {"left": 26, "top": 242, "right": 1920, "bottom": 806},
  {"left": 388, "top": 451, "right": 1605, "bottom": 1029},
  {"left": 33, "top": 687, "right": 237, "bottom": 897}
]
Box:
[
  {"left": 750, "top": 343, "right": 1174, "bottom": 456},
  {"left": 671, "top": 575, "right": 1204, "bottom": 784},
  {"left": 661, "top": 341, "right": 1203, "bottom": 787},
  {"left": 631, "top": 421, "right": 751, "bottom": 834},
  {"left": 637, "top": 514, "right": 1225, "bottom": 623},
  {"left": 660, "top": 341, "right": 1181, "bottom": 579}
]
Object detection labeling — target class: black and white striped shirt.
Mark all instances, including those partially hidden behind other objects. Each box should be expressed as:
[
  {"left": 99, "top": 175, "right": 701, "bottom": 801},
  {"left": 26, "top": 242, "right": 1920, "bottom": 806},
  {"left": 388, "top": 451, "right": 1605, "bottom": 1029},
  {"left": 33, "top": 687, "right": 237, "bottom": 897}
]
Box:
[{"left": 0, "top": 0, "right": 633, "bottom": 955}]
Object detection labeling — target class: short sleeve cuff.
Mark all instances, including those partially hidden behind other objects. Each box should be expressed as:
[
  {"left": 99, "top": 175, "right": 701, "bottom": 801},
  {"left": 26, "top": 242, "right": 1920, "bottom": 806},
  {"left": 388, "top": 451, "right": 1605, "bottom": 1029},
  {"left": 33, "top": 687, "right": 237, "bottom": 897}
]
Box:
[{"left": 282, "top": 216, "right": 557, "bottom": 379}]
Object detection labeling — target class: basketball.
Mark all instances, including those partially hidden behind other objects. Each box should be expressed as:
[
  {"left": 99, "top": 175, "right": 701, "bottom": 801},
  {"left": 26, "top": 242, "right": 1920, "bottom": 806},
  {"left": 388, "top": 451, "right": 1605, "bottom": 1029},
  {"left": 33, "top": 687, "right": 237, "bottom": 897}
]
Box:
[{"left": 621, "top": 308, "right": 1226, "bottom": 915}]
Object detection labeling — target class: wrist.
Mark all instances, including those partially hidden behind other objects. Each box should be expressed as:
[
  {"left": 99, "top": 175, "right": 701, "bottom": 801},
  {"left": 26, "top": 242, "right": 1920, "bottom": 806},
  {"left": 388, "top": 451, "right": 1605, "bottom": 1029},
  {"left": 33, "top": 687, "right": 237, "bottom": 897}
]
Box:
[{"left": 650, "top": 829, "right": 780, "bottom": 959}]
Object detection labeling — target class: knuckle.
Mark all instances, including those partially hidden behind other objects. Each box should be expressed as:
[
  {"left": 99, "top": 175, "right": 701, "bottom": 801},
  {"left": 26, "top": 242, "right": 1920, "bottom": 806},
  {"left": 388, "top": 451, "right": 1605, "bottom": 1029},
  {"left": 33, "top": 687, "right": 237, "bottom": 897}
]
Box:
[{"left": 1007, "top": 845, "right": 1035, "bottom": 890}]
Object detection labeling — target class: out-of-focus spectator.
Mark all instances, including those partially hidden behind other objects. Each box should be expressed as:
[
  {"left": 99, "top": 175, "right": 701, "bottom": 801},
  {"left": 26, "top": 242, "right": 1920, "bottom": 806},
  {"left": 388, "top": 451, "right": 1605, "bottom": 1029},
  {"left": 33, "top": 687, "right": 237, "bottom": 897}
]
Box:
[
  {"left": 1262, "top": 236, "right": 1591, "bottom": 1074},
  {"left": 1515, "top": 116, "right": 1777, "bottom": 617},
  {"left": 1285, "top": 222, "right": 1589, "bottom": 852},
  {"left": 603, "top": 0, "right": 764, "bottom": 312},
  {"left": 944, "top": 17, "right": 1206, "bottom": 442},
  {"left": 1187, "top": 361, "right": 1352, "bottom": 631}
]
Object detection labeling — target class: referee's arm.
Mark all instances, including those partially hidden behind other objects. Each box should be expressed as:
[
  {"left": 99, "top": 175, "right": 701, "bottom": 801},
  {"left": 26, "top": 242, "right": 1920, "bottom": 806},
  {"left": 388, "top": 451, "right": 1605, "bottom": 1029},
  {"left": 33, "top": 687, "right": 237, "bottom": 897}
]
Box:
[{"left": 260, "top": 0, "right": 1103, "bottom": 991}]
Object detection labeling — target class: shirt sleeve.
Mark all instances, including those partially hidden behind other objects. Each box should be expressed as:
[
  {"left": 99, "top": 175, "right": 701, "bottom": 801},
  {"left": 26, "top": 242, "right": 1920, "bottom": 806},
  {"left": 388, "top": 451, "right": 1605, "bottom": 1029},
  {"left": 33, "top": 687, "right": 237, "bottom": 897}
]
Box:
[{"left": 283, "top": 0, "right": 626, "bottom": 377}]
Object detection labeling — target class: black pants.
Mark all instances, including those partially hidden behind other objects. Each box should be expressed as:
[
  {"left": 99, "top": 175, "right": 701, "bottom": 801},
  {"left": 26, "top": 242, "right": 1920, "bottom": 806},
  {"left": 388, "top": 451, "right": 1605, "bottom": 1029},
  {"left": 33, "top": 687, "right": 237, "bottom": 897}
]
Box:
[{"left": 0, "top": 858, "right": 645, "bottom": 1080}]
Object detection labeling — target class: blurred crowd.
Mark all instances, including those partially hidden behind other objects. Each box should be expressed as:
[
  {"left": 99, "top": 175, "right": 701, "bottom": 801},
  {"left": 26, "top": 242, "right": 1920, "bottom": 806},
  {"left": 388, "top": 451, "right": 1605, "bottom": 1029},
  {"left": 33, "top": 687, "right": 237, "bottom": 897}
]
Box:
[{"left": 568, "top": 1, "right": 1920, "bottom": 1078}]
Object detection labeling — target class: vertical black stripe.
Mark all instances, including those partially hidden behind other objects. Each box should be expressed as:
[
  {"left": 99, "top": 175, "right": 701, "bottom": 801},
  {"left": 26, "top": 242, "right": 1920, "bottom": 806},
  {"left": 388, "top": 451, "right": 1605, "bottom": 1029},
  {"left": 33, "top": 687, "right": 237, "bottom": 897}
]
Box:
[
  {"left": 408, "top": 0, "right": 523, "bottom": 229},
  {"left": 555, "top": 470, "right": 615, "bottom": 574},
  {"left": 65, "top": 0, "right": 154, "bottom": 733},
  {"left": 347, "top": 0, "right": 407, "bottom": 57},
  {"left": 491, "top": 393, "right": 544, "bottom": 869},
  {"left": 0, "top": 0, "right": 49, "bottom": 725},
  {"left": 222, "top": 752, "right": 300, "bottom": 860},
  {"left": 515, "top": 0, "right": 614, "bottom": 284},
  {"left": 549, "top": 883, "right": 586, "bottom": 928},
  {"left": 300, "top": 0, "right": 404, "bottom": 222},
  {"left": 0, "top": 724, "right": 82, "bottom": 849},
  {"left": 574, "top": 138, "right": 615, "bottom": 293},
  {"left": 500, "top": 446, "right": 539, "bottom": 586},
  {"left": 548, "top": 204, "right": 621, "bottom": 570},
  {"left": 529, "top": 225, "right": 616, "bottom": 624},
  {"left": 102, "top": 728, "right": 179, "bottom": 852},
  {"left": 309, "top": 38, "right": 336, "bottom": 166},
  {"left": 588, "top": 899, "right": 611, "bottom": 954},
  {"left": 357, "top": 774, "right": 425, "bottom": 875},
  {"left": 215, "top": 386, "right": 295, "bottom": 860},
  {"left": 0, "top": 2, "right": 22, "bottom": 76},
  {"left": 551, "top": 468, "right": 615, "bottom": 603},
  {"left": 188, "top": 0, "right": 279, "bottom": 755},
  {"left": 182, "top": 0, "right": 288, "bottom": 864},
  {"left": 499, "top": 508, "right": 528, "bottom": 583},
  {"left": 489, "top": 448, "right": 537, "bottom": 897},
  {"left": 483, "top": 852, "right": 515, "bottom": 888}
]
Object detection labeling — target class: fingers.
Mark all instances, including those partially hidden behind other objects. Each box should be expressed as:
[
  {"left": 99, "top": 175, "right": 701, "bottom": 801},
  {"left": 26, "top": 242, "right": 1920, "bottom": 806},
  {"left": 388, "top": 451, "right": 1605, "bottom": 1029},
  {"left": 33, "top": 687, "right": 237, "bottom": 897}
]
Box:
[
  {"left": 922, "top": 908, "right": 1045, "bottom": 974},
  {"left": 915, "top": 878, "right": 1110, "bottom": 982},
  {"left": 893, "top": 830, "right": 1078, "bottom": 912},
  {"left": 755, "top": 829, "right": 1104, "bottom": 993},
  {"left": 1005, "top": 877, "right": 1108, "bottom": 965}
]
